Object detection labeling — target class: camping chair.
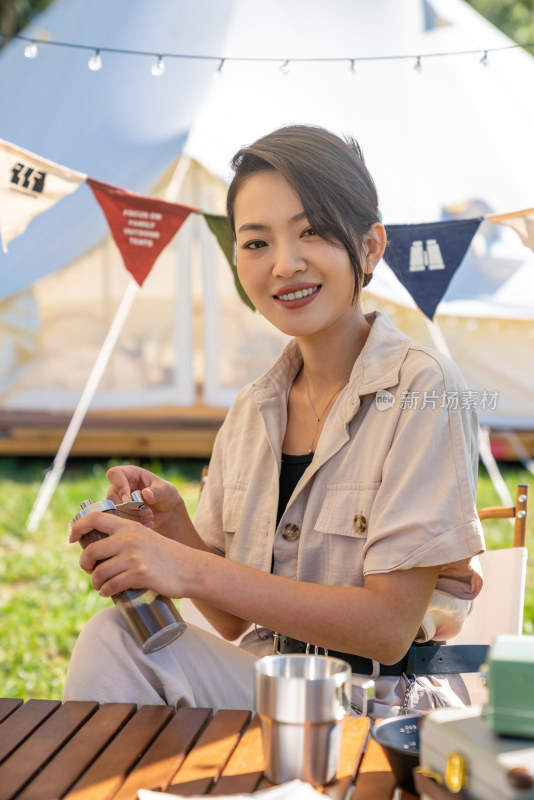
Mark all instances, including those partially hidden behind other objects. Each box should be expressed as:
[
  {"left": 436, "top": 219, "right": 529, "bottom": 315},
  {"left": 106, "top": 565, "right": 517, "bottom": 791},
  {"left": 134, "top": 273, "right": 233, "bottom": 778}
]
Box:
[{"left": 449, "top": 483, "right": 529, "bottom": 703}]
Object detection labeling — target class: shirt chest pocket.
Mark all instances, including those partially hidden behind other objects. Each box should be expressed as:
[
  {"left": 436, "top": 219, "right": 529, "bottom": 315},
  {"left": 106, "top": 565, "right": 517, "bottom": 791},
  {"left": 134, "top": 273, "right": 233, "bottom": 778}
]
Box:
[
  {"left": 222, "top": 482, "right": 247, "bottom": 534},
  {"left": 222, "top": 482, "right": 271, "bottom": 566},
  {"left": 314, "top": 482, "right": 381, "bottom": 538}
]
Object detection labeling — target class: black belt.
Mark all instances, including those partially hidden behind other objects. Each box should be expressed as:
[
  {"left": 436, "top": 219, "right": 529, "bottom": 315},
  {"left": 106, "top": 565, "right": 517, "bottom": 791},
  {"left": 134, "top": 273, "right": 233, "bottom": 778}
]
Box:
[{"left": 272, "top": 634, "right": 488, "bottom": 677}]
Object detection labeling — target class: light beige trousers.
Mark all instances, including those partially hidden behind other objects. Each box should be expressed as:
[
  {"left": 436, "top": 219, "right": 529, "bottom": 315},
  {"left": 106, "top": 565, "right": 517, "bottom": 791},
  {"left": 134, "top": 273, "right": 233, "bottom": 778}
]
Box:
[
  {"left": 62, "top": 606, "right": 264, "bottom": 711},
  {"left": 62, "top": 606, "right": 470, "bottom": 716}
]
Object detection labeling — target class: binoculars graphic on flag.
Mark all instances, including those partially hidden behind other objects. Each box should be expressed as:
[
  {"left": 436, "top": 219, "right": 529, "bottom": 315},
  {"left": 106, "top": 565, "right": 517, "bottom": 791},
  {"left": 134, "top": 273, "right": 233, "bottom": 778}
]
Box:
[{"left": 409, "top": 239, "right": 445, "bottom": 272}]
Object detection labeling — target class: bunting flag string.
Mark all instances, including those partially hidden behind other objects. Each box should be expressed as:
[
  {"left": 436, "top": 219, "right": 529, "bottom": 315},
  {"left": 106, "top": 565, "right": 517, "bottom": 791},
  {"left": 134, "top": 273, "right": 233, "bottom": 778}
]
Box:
[{"left": 0, "top": 137, "right": 532, "bottom": 319}]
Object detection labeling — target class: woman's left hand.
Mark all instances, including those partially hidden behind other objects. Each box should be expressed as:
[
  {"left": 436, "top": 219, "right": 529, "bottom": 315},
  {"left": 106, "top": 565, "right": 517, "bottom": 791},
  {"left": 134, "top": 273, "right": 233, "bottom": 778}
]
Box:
[
  {"left": 106, "top": 464, "right": 193, "bottom": 542},
  {"left": 70, "top": 509, "right": 195, "bottom": 599}
]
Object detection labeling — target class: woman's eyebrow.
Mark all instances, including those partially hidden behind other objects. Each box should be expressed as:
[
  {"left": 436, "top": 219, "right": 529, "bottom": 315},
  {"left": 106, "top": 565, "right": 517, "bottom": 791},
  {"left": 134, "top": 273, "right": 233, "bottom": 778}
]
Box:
[
  {"left": 237, "top": 212, "right": 307, "bottom": 235},
  {"left": 237, "top": 222, "right": 270, "bottom": 234}
]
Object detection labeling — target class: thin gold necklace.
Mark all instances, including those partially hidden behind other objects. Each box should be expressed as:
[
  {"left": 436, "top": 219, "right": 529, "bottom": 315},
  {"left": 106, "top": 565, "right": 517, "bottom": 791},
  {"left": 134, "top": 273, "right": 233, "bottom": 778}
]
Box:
[{"left": 303, "top": 372, "right": 345, "bottom": 454}]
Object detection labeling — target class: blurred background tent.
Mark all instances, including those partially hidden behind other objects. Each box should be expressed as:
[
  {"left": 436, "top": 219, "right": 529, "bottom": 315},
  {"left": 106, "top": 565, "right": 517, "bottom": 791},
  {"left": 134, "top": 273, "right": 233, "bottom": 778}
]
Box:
[{"left": 0, "top": 0, "right": 533, "bottom": 461}]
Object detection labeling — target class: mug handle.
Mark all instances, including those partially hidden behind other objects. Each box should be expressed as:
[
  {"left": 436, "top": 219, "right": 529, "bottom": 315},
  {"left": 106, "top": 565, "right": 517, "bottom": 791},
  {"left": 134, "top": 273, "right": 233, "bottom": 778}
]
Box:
[{"left": 347, "top": 676, "right": 375, "bottom": 717}]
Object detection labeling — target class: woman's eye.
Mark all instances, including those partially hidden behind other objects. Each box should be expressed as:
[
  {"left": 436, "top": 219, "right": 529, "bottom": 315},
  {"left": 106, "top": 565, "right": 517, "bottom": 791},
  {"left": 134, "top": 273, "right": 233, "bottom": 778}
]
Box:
[
  {"left": 243, "top": 240, "right": 267, "bottom": 250},
  {"left": 302, "top": 227, "right": 317, "bottom": 237}
]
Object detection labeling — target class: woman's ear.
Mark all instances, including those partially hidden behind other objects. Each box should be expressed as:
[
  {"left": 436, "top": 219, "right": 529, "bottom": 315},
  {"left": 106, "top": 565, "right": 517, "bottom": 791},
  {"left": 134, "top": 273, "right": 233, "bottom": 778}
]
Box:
[{"left": 363, "top": 223, "right": 387, "bottom": 275}]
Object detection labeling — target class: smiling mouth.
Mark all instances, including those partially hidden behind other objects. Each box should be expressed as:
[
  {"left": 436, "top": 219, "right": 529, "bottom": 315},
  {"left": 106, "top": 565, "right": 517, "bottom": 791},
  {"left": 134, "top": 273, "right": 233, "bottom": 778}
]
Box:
[{"left": 274, "top": 286, "right": 319, "bottom": 302}]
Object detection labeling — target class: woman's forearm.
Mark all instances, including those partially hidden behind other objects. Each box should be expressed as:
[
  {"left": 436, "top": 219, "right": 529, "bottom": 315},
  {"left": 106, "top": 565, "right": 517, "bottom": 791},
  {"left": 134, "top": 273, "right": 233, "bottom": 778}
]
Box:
[
  {"left": 156, "top": 507, "right": 254, "bottom": 639},
  {"left": 188, "top": 597, "right": 251, "bottom": 641},
  {"left": 72, "top": 509, "right": 438, "bottom": 662},
  {"left": 185, "top": 549, "right": 440, "bottom": 663}
]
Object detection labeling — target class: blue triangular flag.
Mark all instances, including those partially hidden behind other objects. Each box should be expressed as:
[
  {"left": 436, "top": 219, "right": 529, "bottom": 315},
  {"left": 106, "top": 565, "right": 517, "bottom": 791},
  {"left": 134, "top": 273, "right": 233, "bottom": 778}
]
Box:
[{"left": 383, "top": 218, "right": 482, "bottom": 319}]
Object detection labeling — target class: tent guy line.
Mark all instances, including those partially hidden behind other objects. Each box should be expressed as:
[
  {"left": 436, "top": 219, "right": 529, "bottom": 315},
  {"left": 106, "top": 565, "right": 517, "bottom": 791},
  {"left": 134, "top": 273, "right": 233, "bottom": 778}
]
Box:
[{"left": 10, "top": 31, "right": 534, "bottom": 69}]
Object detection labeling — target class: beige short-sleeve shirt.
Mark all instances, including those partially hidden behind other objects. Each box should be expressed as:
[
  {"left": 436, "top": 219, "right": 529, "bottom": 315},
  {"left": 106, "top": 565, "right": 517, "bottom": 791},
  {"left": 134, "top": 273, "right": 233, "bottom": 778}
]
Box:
[{"left": 195, "top": 312, "right": 485, "bottom": 642}]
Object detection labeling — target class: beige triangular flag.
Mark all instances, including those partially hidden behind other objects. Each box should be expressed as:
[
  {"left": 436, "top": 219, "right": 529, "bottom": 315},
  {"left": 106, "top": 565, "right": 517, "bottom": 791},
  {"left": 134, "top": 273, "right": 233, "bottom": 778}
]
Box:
[
  {"left": 0, "top": 139, "right": 87, "bottom": 251},
  {"left": 488, "top": 207, "right": 534, "bottom": 252}
]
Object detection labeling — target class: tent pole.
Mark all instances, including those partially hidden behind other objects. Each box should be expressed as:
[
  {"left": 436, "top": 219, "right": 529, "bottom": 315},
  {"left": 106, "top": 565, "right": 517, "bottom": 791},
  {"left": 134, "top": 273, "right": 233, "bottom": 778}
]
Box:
[
  {"left": 478, "top": 425, "right": 514, "bottom": 506},
  {"left": 26, "top": 278, "right": 140, "bottom": 532},
  {"left": 423, "top": 317, "right": 513, "bottom": 507},
  {"left": 502, "top": 430, "right": 534, "bottom": 475}
]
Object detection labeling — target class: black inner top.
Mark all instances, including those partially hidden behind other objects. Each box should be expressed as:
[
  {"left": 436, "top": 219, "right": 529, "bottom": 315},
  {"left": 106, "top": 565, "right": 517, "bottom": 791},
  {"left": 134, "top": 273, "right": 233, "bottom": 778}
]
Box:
[{"left": 276, "top": 452, "right": 314, "bottom": 528}]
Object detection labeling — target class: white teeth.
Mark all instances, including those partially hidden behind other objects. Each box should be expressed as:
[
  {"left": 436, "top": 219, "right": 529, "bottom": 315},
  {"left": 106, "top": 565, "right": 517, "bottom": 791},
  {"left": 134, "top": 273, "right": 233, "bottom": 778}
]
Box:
[{"left": 277, "top": 286, "right": 318, "bottom": 302}]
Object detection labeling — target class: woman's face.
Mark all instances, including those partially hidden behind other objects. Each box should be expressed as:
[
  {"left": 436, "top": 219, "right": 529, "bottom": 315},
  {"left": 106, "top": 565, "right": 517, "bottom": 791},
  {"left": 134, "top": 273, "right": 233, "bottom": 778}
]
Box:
[{"left": 233, "top": 170, "right": 359, "bottom": 340}]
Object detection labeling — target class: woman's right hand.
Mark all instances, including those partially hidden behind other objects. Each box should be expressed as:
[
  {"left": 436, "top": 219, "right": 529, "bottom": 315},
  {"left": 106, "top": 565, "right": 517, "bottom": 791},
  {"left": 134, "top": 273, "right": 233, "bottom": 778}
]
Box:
[{"left": 106, "top": 465, "right": 184, "bottom": 540}]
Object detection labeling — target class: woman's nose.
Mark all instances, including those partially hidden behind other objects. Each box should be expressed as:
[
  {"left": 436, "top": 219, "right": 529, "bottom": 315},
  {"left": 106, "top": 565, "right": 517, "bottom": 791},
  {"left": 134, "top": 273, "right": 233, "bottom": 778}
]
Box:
[{"left": 272, "top": 244, "right": 306, "bottom": 278}]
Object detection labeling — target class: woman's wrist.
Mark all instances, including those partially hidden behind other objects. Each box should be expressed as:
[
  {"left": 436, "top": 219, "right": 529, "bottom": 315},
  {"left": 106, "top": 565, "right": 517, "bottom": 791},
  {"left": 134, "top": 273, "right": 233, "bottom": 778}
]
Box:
[{"left": 158, "top": 500, "right": 211, "bottom": 553}]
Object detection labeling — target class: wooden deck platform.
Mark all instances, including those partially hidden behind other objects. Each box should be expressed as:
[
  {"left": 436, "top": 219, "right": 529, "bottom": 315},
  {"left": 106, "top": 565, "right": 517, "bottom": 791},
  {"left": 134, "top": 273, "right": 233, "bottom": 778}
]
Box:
[
  {"left": 0, "top": 408, "right": 533, "bottom": 461},
  {"left": 0, "top": 407, "right": 227, "bottom": 459}
]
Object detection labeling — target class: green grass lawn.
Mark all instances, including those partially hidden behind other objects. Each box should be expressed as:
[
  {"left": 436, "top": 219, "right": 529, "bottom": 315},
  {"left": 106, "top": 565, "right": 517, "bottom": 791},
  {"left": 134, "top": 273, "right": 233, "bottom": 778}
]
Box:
[{"left": 0, "top": 456, "right": 531, "bottom": 700}]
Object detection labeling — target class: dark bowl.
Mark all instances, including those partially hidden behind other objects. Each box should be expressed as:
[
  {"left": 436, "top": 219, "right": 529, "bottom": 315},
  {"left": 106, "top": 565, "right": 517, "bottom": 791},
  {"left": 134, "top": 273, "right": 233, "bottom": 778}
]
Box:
[{"left": 371, "top": 714, "right": 421, "bottom": 794}]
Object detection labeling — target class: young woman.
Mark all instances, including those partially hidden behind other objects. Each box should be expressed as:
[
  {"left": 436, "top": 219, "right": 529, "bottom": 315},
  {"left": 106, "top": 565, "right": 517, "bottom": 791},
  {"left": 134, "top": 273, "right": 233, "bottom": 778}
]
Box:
[{"left": 64, "top": 125, "right": 484, "bottom": 717}]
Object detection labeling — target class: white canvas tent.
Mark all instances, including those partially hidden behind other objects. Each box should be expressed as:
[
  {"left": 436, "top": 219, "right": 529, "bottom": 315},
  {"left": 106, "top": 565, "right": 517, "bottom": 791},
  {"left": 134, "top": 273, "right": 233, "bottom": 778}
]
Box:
[{"left": 0, "top": 0, "right": 533, "bottom": 461}]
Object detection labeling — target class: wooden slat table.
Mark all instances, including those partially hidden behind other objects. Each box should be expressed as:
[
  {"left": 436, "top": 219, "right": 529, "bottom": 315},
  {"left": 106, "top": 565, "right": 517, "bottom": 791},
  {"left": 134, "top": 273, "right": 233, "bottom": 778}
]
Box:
[{"left": 0, "top": 699, "right": 418, "bottom": 800}]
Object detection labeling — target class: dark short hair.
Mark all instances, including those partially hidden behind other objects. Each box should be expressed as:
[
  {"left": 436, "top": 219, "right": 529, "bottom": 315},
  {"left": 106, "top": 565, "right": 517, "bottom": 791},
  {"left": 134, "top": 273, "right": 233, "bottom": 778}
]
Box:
[{"left": 226, "top": 124, "right": 382, "bottom": 298}]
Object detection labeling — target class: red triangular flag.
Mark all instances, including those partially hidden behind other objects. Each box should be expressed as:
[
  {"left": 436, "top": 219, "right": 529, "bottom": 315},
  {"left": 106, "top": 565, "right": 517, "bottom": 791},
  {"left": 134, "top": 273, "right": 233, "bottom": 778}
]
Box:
[{"left": 88, "top": 178, "right": 197, "bottom": 285}]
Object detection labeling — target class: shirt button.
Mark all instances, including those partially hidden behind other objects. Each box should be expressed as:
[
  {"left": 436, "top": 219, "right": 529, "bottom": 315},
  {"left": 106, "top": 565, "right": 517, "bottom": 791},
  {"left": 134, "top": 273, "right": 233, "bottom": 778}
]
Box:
[
  {"left": 353, "top": 514, "right": 367, "bottom": 534},
  {"left": 282, "top": 523, "right": 300, "bottom": 541}
]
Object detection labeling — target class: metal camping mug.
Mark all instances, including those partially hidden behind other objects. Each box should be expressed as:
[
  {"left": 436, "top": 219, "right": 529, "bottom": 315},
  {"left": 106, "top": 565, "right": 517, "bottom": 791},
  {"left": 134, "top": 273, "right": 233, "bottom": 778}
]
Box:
[
  {"left": 254, "top": 654, "right": 352, "bottom": 786},
  {"left": 71, "top": 493, "right": 187, "bottom": 654}
]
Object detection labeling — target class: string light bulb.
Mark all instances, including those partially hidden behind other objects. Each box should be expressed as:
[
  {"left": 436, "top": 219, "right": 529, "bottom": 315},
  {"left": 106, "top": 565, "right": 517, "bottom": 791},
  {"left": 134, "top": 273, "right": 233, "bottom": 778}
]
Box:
[
  {"left": 214, "top": 58, "right": 225, "bottom": 77},
  {"left": 151, "top": 56, "right": 165, "bottom": 76},
  {"left": 413, "top": 55, "right": 423, "bottom": 74},
  {"left": 88, "top": 49, "right": 102, "bottom": 71},
  {"left": 24, "top": 41, "right": 38, "bottom": 59},
  {"left": 279, "top": 59, "right": 290, "bottom": 76},
  {"left": 480, "top": 50, "right": 489, "bottom": 66},
  {"left": 348, "top": 59, "right": 357, "bottom": 76}
]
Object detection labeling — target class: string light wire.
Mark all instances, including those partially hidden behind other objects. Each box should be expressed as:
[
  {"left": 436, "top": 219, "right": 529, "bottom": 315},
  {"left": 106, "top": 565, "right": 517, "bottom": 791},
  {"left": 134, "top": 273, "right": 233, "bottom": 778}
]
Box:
[{"left": 11, "top": 32, "right": 534, "bottom": 71}]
